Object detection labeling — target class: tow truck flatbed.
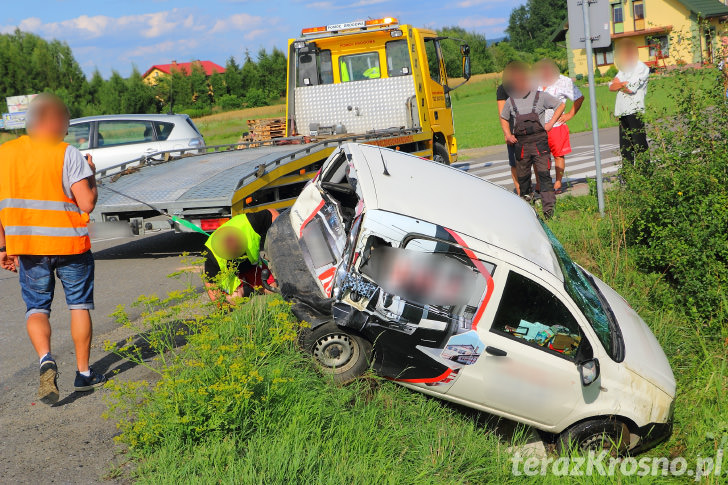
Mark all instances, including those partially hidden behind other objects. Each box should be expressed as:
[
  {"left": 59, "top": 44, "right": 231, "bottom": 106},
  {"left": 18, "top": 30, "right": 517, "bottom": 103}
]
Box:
[{"left": 91, "top": 130, "right": 430, "bottom": 235}]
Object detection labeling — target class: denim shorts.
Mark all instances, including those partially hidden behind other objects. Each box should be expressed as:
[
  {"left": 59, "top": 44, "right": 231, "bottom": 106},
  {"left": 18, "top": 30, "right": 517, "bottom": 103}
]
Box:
[{"left": 18, "top": 251, "right": 95, "bottom": 319}]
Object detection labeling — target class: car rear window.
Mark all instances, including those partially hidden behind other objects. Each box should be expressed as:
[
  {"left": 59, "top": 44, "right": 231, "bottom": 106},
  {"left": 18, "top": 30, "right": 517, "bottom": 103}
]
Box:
[
  {"left": 155, "top": 122, "right": 175, "bottom": 141},
  {"left": 184, "top": 117, "right": 202, "bottom": 136}
]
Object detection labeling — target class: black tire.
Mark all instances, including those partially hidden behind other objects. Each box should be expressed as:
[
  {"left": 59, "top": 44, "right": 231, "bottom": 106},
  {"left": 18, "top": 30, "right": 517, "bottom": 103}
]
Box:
[
  {"left": 433, "top": 142, "right": 450, "bottom": 165},
  {"left": 557, "top": 418, "right": 630, "bottom": 456},
  {"left": 300, "top": 321, "right": 372, "bottom": 384}
]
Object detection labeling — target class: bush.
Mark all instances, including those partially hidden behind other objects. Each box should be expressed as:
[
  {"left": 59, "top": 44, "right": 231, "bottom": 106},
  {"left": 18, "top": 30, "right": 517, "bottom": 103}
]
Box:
[
  {"left": 605, "top": 65, "right": 618, "bottom": 78},
  {"left": 218, "top": 94, "right": 243, "bottom": 111},
  {"left": 593, "top": 67, "right": 602, "bottom": 78},
  {"left": 243, "top": 88, "right": 270, "bottom": 108},
  {"left": 621, "top": 68, "right": 728, "bottom": 321},
  {"left": 177, "top": 107, "right": 213, "bottom": 118}
]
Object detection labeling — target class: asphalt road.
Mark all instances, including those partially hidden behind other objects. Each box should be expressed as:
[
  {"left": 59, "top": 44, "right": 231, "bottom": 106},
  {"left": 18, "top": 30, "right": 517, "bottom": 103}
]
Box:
[
  {"left": 457, "top": 126, "right": 621, "bottom": 190},
  {"left": 0, "top": 126, "right": 620, "bottom": 482}
]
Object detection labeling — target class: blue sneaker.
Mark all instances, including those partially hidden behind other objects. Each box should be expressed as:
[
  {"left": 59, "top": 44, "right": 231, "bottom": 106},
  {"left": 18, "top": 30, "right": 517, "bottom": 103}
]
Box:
[
  {"left": 74, "top": 368, "right": 107, "bottom": 392},
  {"left": 39, "top": 355, "right": 59, "bottom": 405}
]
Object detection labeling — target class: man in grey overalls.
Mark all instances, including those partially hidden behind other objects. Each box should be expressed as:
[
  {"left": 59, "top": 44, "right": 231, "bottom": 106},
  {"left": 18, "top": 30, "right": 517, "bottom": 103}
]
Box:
[{"left": 500, "top": 62, "right": 565, "bottom": 218}]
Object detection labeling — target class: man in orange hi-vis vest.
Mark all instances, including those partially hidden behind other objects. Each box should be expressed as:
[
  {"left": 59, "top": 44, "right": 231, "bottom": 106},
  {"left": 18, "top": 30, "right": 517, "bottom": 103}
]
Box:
[{"left": 0, "top": 93, "right": 106, "bottom": 405}]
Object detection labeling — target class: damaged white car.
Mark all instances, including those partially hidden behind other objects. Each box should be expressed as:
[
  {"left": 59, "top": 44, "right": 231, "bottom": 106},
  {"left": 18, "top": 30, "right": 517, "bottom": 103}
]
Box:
[{"left": 265, "top": 143, "right": 675, "bottom": 454}]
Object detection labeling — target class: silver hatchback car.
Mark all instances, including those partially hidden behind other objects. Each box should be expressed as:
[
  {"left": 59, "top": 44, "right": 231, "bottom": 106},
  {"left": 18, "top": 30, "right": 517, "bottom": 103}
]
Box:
[{"left": 65, "top": 114, "right": 205, "bottom": 171}]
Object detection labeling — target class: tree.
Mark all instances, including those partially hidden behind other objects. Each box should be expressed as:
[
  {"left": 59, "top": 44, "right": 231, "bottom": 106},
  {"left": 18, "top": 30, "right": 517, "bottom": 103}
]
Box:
[
  {"left": 208, "top": 71, "right": 227, "bottom": 104},
  {"left": 240, "top": 52, "right": 261, "bottom": 93},
  {"left": 188, "top": 62, "right": 210, "bottom": 106},
  {"left": 224, "top": 56, "right": 244, "bottom": 98},
  {"left": 506, "top": 0, "right": 567, "bottom": 55},
  {"left": 437, "top": 27, "right": 495, "bottom": 76},
  {"left": 121, "top": 67, "right": 157, "bottom": 114}
]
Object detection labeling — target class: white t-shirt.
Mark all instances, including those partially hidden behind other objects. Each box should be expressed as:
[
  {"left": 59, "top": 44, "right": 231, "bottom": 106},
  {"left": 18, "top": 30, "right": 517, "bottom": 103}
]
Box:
[
  {"left": 62, "top": 145, "right": 93, "bottom": 199},
  {"left": 539, "top": 75, "right": 583, "bottom": 126},
  {"left": 614, "top": 61, "right": 650, "bottom": 117}
]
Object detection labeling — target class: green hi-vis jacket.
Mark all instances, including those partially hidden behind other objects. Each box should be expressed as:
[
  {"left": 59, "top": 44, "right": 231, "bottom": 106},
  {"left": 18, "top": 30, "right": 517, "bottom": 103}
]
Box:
[{"left": 204, "top": 214, "right": 261, "bottom": 294}]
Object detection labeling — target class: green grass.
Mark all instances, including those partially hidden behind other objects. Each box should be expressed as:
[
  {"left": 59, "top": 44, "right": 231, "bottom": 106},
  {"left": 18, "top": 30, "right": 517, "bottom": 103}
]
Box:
[
  {"left": 451, "top": 74, "right": 685, "bottom": 150},
  {"left": 105, "top": 192, "right": 727, "bottom": 483}
]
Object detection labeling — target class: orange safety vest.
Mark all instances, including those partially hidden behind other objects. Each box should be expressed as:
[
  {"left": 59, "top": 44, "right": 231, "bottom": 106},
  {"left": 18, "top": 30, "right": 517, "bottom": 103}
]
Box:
[{"left": 0, "top": 135, "right": 91, "bottom": 256}]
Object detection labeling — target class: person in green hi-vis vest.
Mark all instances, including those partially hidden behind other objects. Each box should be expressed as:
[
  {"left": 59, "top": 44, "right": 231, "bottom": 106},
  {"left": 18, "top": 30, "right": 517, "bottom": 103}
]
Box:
[{"left": 203, "top": 209, "right": 278, "bottom": 303}]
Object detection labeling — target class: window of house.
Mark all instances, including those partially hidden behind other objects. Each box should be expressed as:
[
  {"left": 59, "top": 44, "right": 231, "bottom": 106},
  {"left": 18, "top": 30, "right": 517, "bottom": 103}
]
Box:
[
  {"left": 648, "top": 35, "right": 670, "bottom": 58},
  {"left": 633, "top": 0, "right": 645, "bottom": 31},
  {"left": 96, "top": 120, "right": 155, "bottom": 148},
  {"left": 612, "top": 3, "right": 624, "bottom": 34},
  {"left": 386, "top": 39, "right": 411, "bottom": 77},
  {"left": 424, "top": 38, "right": 442, "bottom": 84},
  {"left": 490, "top": 271, "right": 586, "bottom": 360},
  {"left": 594, "top": 47, "right": 614, "bottom": 66},
  {"left": 339, "top": 52, "right": 381, "bottom": 82},
  {"left": 65, "top": 123, "right": 92, "bottom": 150}
]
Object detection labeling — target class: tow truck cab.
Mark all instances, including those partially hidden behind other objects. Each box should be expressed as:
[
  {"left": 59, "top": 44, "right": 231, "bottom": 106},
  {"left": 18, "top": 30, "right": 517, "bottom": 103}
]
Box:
[{"left": 285, "top": 17, "right": 471, "bottom": 164}]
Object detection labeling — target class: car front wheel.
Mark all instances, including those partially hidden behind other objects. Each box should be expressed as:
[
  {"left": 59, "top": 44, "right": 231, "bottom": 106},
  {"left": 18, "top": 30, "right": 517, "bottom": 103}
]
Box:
[
  {"left": 300, "top": 321, "right": 372, "bottom": 384},
  {"left": 433, "top": 142, "right": 450, "bottom": 165},
  {"left": 557, "top": 418, "right": 630, "bottom": 456}
]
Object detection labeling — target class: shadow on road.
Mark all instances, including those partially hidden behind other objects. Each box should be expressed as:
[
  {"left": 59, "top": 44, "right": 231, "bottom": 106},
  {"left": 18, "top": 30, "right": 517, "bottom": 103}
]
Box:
[
  {"left": 93, "top": 231, "right": 208, "bottom": 261},
  {"left": 52, "top": 316, "right": 199, "bottom": 408}
]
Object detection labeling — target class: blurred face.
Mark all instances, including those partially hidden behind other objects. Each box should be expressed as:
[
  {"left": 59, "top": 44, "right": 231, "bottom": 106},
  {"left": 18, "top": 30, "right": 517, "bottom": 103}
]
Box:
[
  {"left": 616, "top": 44, "right": 639, "bottom": 70},
  {"left": 222, "top": 232, "right": 243, "bottom": 259},
  {"left": 504, "top": 67, "right": 531, "bottom": 97},
  {"left": 537, "top": 62, "right": 558, "bottom": 85},
  {"left": 28, "top": 104, "right": 69, "bottom": 141}
]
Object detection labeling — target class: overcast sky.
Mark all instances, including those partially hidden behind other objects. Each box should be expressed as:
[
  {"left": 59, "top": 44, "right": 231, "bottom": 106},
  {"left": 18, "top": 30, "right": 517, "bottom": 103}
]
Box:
[{"left": 1, "top": 0, "right": 525, "bottom": 78}]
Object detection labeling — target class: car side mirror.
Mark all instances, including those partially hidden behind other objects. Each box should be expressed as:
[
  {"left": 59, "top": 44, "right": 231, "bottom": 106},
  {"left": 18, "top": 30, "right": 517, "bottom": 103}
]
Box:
[{"left": 578, "top": 358, "right": 600, "bottom": 386}]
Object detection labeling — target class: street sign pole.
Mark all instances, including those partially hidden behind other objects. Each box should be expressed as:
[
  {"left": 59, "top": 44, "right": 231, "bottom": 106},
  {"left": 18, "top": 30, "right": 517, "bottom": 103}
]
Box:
[{"left": 580, "top": 0, "right": 606, "bottom": 216}]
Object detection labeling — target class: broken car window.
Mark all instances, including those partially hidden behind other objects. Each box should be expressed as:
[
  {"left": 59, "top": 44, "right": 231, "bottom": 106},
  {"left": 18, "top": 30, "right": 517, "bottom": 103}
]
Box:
[
  {"left": 539, "top": 220, "right": 619, "bottom": 360},
  {"left": 491, "top": 271, "right": 584, "bottom": 359}
]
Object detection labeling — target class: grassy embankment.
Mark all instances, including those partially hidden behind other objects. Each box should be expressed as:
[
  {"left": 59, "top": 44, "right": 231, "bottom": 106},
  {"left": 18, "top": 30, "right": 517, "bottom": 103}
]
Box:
[{"left": 105, "top": 193, "right": 727, "bottom": 483}]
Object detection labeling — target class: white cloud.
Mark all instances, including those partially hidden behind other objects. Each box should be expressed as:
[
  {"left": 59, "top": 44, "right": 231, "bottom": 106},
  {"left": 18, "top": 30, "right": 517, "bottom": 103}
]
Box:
[
  {"left": 210, "top": 12, "right": 265, "bottom": 34},
  {"left": 122, "top": 38, "right": 200, "bottom": 61},
  {"left": 3, "top": 9, "right": 196, "bottom": 40},
  {"left": 457, "top": 0, "right": 500, "bottom": 6},
  {"left": 459, "top": 16, "right": 507, "bottom": 29}
]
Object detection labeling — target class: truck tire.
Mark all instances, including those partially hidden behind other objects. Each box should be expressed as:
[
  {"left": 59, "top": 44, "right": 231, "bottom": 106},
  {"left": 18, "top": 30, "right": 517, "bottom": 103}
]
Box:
[
  {"left": 557, "top": 418, "right": 630, "bottom": 456},
  {"left": 433, "top": 142, "right": 450, "bottom": 165},
  {"left": 300, "top": 321, "right": 372, "bottom": 384}
]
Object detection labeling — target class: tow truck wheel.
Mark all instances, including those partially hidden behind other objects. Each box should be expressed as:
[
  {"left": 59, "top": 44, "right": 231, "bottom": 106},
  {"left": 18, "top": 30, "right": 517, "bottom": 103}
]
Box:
[
  {"left": 433, "top": 142, "right": 450, "bottom": 165},
  {"left": 301, "top": 321, "right": 372, "bottom": 384},
  {"left": 557, "top": 419, "right": 630, "bottom": 456}
]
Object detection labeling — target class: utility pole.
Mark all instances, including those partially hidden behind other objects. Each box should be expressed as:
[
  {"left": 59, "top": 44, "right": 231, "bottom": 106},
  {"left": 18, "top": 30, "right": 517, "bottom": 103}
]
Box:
[
  {"left": 581, "top": 0, "right": 605, "bottom": 216},
  {"left": 568, "top": 0, "right": 610, "bottom": 216}
]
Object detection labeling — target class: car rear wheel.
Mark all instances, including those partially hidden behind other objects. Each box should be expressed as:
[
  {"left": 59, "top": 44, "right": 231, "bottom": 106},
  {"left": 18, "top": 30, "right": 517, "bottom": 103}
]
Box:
[
  {"left": 557, "top": 419, "right": 630, "bottom": 456},
  {"left": 433, "top": 142, "right": 450, "bottom": 165},
  {"left": 300, "top": 321, "right": 372, "bottom": 384}
]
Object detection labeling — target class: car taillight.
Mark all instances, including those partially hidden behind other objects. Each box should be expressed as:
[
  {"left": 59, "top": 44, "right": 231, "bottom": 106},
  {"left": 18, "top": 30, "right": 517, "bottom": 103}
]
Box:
[
  {"left": 200, "top": 218, "right": 229, "bottom": 231},
  {"left": 189, "top": 137, "right": 204, "bottom": 148}
]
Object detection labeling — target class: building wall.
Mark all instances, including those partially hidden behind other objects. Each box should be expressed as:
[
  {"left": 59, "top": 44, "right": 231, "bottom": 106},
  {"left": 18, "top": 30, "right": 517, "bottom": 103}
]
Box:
[
  {"left": 568, "top": 0, "right": 715, "bottom": 76},
  {"left": 142, "top": 68, "right": 167, "bottom": 86}
]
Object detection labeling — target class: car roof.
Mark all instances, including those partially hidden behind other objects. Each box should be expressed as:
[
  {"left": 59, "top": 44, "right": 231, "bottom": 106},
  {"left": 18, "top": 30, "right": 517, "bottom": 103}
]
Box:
[
  {"left": 346, "top": 143, "right": 562, "bottom": 279},
  {"left": 70, "top": 114, "right": 191, "bottom": 123}
]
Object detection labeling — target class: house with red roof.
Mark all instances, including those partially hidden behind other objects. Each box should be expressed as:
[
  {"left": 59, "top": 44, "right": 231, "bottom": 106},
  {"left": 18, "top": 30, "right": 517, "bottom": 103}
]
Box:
[{"left": 142, "top": 60, "right": 226, "bottom": 85}]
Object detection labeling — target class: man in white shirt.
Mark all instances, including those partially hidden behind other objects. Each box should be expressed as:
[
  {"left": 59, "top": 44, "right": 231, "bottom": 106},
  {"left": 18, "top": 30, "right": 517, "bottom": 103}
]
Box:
[
  {"left": 537, "top": 59, "right": 584, "bottom": 192},
  {"left": 609, "top": 39, "right": 650, "bottom": 164}
]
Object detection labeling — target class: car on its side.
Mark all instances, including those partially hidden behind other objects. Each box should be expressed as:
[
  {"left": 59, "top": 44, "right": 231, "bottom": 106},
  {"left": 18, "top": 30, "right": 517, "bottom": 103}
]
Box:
[
  {"left": 65, "top": 114, "right": 205, "bottom": 171},
  {"left": 265, "top": 142, "right": 676, "bottom": 455}
]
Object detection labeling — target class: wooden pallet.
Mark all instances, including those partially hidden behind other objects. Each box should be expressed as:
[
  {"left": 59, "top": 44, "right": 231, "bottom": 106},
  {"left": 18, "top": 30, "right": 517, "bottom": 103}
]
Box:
[{"left": 246, "top": 117, "right": 286, "bottom": 142}]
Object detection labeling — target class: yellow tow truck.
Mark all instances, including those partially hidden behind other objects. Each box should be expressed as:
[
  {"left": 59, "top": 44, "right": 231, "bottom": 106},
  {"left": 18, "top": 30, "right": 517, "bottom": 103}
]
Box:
[{"left": 92, "top": 17, "right": 471, "bottom": 234}]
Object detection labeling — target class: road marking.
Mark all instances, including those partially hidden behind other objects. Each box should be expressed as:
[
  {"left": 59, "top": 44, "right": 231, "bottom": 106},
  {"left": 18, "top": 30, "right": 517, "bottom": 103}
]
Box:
[{"left": 460, "top": 144, "right": 622, "bottom": 188}]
